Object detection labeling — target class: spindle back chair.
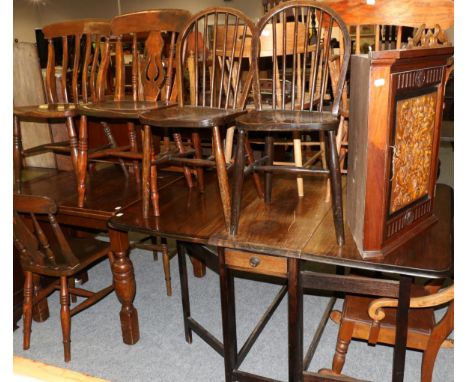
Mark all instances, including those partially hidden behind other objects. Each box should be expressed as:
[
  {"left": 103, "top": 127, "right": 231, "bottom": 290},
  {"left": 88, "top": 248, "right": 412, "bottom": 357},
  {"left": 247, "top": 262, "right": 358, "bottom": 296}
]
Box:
[
  {"left": 230, "top": 1, "right": 351, "bottom": 245},
  {"left": 13, "top": 20, "right": 111, "bottom": 190},
  {"left": 13, "top": 193, "right": 113, "bottom": 362},
  {"left": 139, "top": 8, "right": 257, "bottom": 228}
]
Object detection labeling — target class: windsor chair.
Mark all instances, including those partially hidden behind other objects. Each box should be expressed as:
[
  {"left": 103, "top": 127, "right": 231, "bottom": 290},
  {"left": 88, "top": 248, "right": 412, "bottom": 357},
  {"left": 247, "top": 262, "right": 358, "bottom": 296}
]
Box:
[
  {"left": 230, "top": 1, "right": 351, "bottom": 245},
  {"left": 139, "top": 7, "right": 257, "bottom": 229}
]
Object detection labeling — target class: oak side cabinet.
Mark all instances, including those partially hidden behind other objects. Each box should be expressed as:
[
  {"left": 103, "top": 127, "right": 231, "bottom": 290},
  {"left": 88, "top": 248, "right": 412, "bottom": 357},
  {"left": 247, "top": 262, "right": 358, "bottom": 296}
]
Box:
[{"left": 347, "top": 47, "right": 454, "bottom": 258}]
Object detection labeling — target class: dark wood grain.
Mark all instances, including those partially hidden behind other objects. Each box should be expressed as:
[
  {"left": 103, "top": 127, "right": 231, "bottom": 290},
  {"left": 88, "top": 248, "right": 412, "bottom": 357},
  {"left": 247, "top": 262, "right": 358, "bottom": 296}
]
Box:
[
  {"left": 236, "top": 110, "right": 339, "bottom": 131},
  {"left": 140, "top": 106, "right": 247, "bottom": 129},
  {"left": 77, "top": 100, "right": 176, "bottom": 119}
]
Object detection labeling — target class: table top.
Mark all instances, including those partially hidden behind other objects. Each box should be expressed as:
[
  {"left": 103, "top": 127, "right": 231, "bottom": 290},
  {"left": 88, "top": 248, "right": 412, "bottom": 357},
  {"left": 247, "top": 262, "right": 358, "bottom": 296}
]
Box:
[
  {"left": 109, "top": 171, "right": 257, "bottom": 244},
  {"left": 18, "top": 166, "right": 182, "bottom": 227},
  {"left": 109, "top": 171, "right": 452, "bottom": 278},
  {"left": 210, "top": 178, "right": 453, "bottom": 279}
]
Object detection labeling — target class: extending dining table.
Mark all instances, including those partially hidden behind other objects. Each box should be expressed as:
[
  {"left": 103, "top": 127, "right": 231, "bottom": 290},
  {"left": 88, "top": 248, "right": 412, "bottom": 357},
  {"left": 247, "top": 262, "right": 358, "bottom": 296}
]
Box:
[{"left": 108, "top": 170, "right": 452, "bottom": 382}]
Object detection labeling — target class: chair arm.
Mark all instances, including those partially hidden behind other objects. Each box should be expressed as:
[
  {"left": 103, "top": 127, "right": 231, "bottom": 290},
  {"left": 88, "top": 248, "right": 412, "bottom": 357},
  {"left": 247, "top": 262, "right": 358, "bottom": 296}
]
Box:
[{"left": 368, "top": 284, "right": 454, "bottom": 321}]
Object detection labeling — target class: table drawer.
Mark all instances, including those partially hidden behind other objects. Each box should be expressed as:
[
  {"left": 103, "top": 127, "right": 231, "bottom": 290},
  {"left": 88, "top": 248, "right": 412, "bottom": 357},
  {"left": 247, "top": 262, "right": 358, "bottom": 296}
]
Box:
[{"left": 225, "top": 249, "right": 287, "bottom": 278}]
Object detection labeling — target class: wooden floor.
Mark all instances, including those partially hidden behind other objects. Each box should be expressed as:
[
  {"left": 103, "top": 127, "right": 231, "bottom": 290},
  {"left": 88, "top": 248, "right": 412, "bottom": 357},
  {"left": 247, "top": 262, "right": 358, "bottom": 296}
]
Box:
[{"left": 13, "top": 356, "right": 109, "bottom": 382}]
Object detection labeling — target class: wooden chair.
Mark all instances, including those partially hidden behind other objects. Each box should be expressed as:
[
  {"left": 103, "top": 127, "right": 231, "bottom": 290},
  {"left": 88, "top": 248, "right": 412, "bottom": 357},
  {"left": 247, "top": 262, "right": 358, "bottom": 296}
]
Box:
[
  {"left": 76, "top": 9, "right": 191, "bottom": 210},
  {"left": 13, "top": 193, "right": 114, "bottom": 362},
  {"left": 230, "top": 1, "right": 351, "bottom": 245},
  {"left": 139, "top": 7, "right": 258, "bottom": 229},
  {"left": 76, "top": 9, "right": 191, "bottom": 297},
  {"left": 322, "top": 282, "right": 454, "bottom": 381},
  {"left": 13, "top": 19, "right": 112, "bottom": 191}
]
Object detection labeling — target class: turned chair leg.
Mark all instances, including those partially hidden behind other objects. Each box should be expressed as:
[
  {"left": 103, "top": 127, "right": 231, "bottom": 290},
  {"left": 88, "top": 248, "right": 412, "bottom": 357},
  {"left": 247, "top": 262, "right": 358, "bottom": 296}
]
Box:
[
  {"left": 192, "top": 132, "right": 205, "bottom": 193},
  {"left": 151, "top": 236, "right": 159, "bottom": 261},
  {"left": 331, "top": 319, "right": 354, "bottom": 374},
  {"left": 244, "top": 138, "right": 264, "bottom": 199},
  {"left": 174, "top": 132, "right": 193, "bottom": 189},
  {"left": 128, "top": 122, "right": 140, "bottom": 183},
  {"left": 325, "top": 130, "right": 345, "bottom": 245},
  {"left": 230, "top": 128, "right": 246, "bottom": 236},
  {"left": 22, "top": 271, "right": 33, "bottom": 350},
  {"left": 149, "top": 134, "right": 160, "bottom": 217},
  {"left": 264, "top": 134, "right": 274, "bottom": 204},
  {"left": 161, "top": 238, "right": 172, "bottom": 296},
  {"left": 59, "top": 276, "right": 71, "bottom": 362},
  {"left": 68, "top": 277, "right": 77, "bottom": 303}
]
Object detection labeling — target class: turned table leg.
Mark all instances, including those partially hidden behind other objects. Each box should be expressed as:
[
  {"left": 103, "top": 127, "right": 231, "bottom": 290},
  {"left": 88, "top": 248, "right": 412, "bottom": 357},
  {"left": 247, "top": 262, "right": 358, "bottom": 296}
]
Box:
[{"left": 108, "top": 228, "right": 140, "bottom": 345}]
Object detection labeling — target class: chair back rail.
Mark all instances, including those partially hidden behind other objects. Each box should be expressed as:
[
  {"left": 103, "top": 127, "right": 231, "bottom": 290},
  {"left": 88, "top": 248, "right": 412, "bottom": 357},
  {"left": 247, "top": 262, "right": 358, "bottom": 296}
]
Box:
[
  {"left": 252, "top": 1, "right": 351, "bottom": 116},
  {"left": 99, "top": 9, "right": 191, "bottom": 103},
  {"left": 176, "top": 8, "right": 256, "bottom": 110},
  {"left": 42, "top": 19, "right": 111, "bottom": 104},
  {"left": 13, "top": 194, "right": 79, "bottom": 270}
]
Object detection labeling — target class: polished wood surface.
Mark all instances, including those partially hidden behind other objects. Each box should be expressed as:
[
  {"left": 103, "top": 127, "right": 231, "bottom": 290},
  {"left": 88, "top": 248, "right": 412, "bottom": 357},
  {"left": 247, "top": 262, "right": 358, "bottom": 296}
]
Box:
[
  {"left": 325, "top": 0, "right": 453, "bottom": 29},
  {"left": 140, "top": 106, "right": 247, "bottom": 129},
  {"left": 14, "top": 104, "right": 78, "bottom": 119},
  {"left": 109, "top": 172, "right": 256, "bottom": 244},
  {"left": 236, "top": 110, "right": 339, "bottom": 131},
  {"left": 78, "top": 100, "right": 176, "bottom": 119},
  {"left": 212, "top": 179, "right": 453, "bottom": 278}
]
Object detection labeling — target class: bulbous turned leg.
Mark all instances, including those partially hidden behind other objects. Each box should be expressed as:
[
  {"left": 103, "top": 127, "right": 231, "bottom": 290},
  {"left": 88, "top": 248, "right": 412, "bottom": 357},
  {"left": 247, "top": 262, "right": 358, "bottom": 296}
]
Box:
[
  {"left": 331, "top": 320, "right": 354, "bottom": 375},
  {"left": 109, "top": 229, "right": 140, "bottom": 345}
]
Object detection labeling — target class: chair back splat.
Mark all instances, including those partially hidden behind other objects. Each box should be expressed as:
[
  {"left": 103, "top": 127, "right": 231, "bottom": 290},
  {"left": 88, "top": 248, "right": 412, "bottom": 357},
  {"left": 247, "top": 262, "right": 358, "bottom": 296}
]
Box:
[
  {"left": 252, "top": 1, "right": 351, "bottom": 116},
  {"left": 96, "top": 9, "right": 192, "bottom": 103},
  {"left": 42, "top": 20, "right": 111, "bottom": 104},
  {"left": 175, "top": 8, "right": 256, "bottom": 110}
]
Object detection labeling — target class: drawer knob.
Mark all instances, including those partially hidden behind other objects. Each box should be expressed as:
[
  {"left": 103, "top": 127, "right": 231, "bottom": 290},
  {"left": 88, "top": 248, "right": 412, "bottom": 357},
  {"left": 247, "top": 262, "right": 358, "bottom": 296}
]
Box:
[{"left": 249, "top": 256, "right": 261, "bottom": 268}]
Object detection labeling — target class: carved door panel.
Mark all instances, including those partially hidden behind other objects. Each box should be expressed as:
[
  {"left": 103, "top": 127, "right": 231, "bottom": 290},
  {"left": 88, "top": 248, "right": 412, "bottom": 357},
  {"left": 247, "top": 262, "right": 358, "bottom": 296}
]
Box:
[{"left": 385, "top": 66, "right": 444, "bottom": 241}]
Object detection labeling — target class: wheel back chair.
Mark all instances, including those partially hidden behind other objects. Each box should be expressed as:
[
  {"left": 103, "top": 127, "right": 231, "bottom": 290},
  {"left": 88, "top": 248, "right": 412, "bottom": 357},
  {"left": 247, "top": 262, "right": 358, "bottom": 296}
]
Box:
[
  {"left": 139, "top": 7, "right": 259, "bottom": 230},
  {"left": 13, "top": 193, "right": 114, "bottom": 362},
  {"left": 230, "top": 1, "right": 351, "bottom": 245},
  {"left": 321, "top": 282, "right": 454, "bottom": 381},
  {"left": 13, "top": 20, "right": 113, "bottom": 192}
]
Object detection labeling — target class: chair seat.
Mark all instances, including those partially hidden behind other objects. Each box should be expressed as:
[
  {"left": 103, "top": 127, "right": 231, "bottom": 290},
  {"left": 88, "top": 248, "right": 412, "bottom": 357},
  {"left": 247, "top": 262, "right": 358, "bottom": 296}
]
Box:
[
  {"left": 22, "top": 237, "right": 110, "bottom": 277},
  {"left": 343, "top": 285, "right": 436, "bottom": 336},
  {"left": 77, "top": 99, "right": 176, "bottom": 119},
  {"left": 140, "top": 106, "right": 247, "bottom": 128},
  {"left": 236, "top": 110, "right": 339, "bottom": 132},
  {"left": 14, "top": 104, "right": 78, "bottom": 119}
]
